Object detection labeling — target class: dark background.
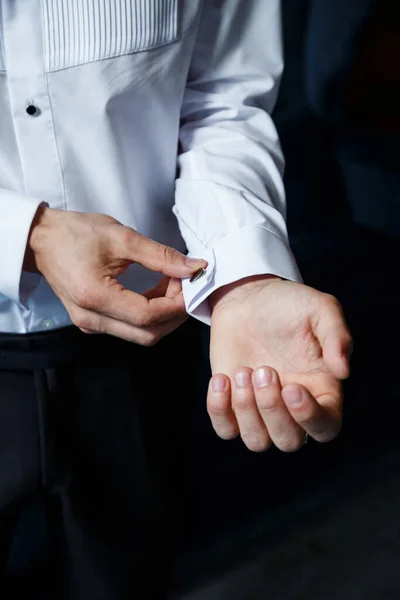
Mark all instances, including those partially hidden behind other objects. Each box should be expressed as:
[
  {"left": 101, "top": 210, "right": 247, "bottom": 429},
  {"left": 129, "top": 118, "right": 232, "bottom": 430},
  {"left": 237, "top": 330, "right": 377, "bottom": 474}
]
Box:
[{"left": 172, "top": 1, "right": 400, "bottom": 597}]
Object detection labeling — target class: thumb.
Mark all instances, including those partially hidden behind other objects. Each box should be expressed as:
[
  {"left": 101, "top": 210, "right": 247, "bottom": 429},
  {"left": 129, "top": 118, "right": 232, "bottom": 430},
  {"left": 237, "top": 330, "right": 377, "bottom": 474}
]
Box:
[{"left": 116, "top": 228, "right": 207, "bottom": 278}]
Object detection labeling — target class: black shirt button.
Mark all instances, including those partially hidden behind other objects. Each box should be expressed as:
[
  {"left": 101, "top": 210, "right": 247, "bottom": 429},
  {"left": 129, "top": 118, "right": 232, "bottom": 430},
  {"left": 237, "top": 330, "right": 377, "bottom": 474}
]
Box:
[{"left": 26, "top": 104, "right": 39, "bottom": 116}]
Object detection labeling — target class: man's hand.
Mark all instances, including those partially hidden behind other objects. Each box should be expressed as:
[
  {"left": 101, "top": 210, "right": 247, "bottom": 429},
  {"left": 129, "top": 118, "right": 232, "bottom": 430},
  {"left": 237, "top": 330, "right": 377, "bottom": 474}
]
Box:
[
  {"left": 207, "top": 276, "right": 352, "bottom": 452},
  {"left": 26, "top": 207, "right": 206, "bottom": 345}
]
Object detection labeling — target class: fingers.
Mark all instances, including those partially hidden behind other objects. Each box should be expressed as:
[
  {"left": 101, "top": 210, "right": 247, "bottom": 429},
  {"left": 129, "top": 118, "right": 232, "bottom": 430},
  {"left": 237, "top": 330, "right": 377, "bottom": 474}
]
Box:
[
  {"left": 164, "top": 277, "right": 184, "bottom": 298},
  {"left": 208, "top": 367, "right": 303, "bottom": 452},
  {"left": 207, "top": 375, "right": 240, "bottom": 441},
  {"left": 71, "top": 280, "right": 187, "bottom": 328},
  {"left": 113, "top": 227, "right": 207, "bottom": 278},
  {"left": 143, "top": 277, "right": 182, "bottom": 300},
  {"left": 72, "top": 304, "right": 188, "bottom": 345},
  {"left": 208, "top": 367, "right": 343, "bottom": 452},
  {"left": 231, "top": 369, "right": 271, "bottom": 452},
  {"left": 282, "top": 384, "right": 342, "bottom": 443},
  {"left": 252, "top": 367, "right": 305, "bottom": 452},
  {"left": 315, "top": 295, "right": 353, "bottom": 379}
]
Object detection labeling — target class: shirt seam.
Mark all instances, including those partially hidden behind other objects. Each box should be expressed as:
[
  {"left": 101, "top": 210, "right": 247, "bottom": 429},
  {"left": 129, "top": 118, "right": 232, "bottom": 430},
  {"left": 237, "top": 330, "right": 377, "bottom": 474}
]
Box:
[
  {"left": 45, "top": 35, "right": 182, "bottom": 74},
  {"left": 45, "top": 72, "right": 66, "bottom": 210}
]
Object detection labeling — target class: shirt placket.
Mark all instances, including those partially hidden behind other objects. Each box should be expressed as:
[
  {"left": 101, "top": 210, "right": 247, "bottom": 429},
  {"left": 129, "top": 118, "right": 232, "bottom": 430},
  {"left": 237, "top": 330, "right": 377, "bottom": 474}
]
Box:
[{"left": 2, "top": 0, "right": 65, "bottom": 209}]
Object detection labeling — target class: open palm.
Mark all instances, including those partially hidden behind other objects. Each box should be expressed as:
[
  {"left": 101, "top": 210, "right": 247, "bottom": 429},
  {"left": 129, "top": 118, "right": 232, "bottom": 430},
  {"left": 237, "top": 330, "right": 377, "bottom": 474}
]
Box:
[{"left": 208, "top": 278, "right": 352, "bottom": 452}]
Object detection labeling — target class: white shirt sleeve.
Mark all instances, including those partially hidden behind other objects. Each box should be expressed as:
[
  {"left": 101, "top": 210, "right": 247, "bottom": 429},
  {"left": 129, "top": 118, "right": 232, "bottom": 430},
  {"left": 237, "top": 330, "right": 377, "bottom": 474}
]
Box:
[
  {"left": 174, "top": 0, "right": 302, "bottom": 325},
  {"left": 0, "top": 189, "right": 42, "bottom": 304}
]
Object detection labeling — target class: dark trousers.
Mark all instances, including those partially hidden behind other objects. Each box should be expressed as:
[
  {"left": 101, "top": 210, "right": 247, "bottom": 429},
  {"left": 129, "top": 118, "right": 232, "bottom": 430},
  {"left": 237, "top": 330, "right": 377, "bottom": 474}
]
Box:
[{"left": 0, "top": 320, "right": 202, "bottom": 599}]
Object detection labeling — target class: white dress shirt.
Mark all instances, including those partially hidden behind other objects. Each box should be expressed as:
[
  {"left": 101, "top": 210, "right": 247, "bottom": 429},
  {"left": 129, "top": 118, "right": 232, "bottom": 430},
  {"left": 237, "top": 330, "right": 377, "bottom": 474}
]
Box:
[{"left": 0, "top": 0, "right": 301, "bottom": 334}]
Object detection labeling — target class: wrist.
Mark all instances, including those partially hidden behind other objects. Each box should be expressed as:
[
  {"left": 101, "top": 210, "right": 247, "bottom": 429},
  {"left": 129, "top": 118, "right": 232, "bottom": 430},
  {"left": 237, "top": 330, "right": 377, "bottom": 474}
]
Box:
[
  {"left": 210, "top": 274, "right": 281, "bottom": 313},
  {"left": 24, "top": 205, "right": 57, "bottom": 273}
]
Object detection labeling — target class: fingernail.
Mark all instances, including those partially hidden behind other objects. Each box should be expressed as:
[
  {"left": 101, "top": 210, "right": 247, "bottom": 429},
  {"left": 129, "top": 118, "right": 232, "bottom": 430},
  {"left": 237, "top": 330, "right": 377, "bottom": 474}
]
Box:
[
  {"left": 212, "top": 375, "right": 226, "bottom": 393},
  {"left": 186, "top": 257, "right": 207, "bottom": 268},
  {"left": 235, "top": 371, "right": 251, "bottom": 389},
  {"left": 284, "top": 386, "right": 303, "bottom": 407},
  {"left": 254, "top": 367, "right": 274, "bottom": 388}
]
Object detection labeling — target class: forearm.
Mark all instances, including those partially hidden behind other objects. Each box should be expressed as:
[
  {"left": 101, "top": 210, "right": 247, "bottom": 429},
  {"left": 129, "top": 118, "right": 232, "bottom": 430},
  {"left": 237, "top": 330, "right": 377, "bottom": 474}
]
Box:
[
  {"left": 23, "top": 204, "right": 51, "bottom": 273},
  {"left": 175, "top": 0, "right": 301, "bottom": 324}
]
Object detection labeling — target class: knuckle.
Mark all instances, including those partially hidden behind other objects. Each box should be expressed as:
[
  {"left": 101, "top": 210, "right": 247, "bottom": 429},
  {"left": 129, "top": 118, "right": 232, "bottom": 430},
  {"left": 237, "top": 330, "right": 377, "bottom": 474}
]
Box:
[
  {"left": 278, "top": 436, "right": 304, "bottom": 453},
  {"left": 139, "top": 332, "right": 160, "bottom": 347},
  {"left": 157, "top": 243, "right": 178, "bottom": 266},
  {"left": 216, "top": 427, "right": 239, "bottom": 441},
  {"left": 104, "top": 215, "right": 119, "bottom": 225},
  {"left": 208, "top": 403, "right": 229, "bottom": 417},
  {"left": 134, "top": 311, "right": 153, "bottom": 328},
  {"left": 318, "top": 433, "right": 336, "bottom": 444},
  {"left": 318, "top": 422, "right": 342, "bottom": 443},
  {"left": 207, "top": 394, "right": 230, "bottom": 415},
  {"left": 94, "top": 320, "right": 107, "bottom": 335},
  {"left": 323, "top": 293, "right": 343, "bottom": 312},
  {"left": 93, "top": 213, "right": 120, "bottom": 227},
  {"left": 323, "top": 292, "right": 338, "bottom": 304},
  {"left": 117, "top": 226, "right": 135, "bottom": 248},
  {"left": 257, "top": 393, "right": 279, "bottom": 412},
  {"left": 79, "top": 328, "right": 94, "bottom": 335},
  {"left": 232, "top": 394, "right": 254, "bottom": 412},
  {"left": 70, "top": 309, "right": 92, "bottom": 331},
  {"left": 298, "top": 405, "right": 320, "bottom": 424},
  {"left": 242, "top": 432, "right": 271, "bottom": 453},
  {"left": 71, "top": 287, "right": 98, "bottom": 310}
]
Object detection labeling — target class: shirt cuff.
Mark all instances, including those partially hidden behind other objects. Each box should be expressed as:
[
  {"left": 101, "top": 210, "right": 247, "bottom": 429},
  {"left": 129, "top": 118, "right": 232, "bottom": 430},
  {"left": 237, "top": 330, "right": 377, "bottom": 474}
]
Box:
[
  {"left": 0, "top": 190, "right": 43, "bottom": 304},
  {"left": 181, "top": 224, "right": 302, "bottom": 325}
]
